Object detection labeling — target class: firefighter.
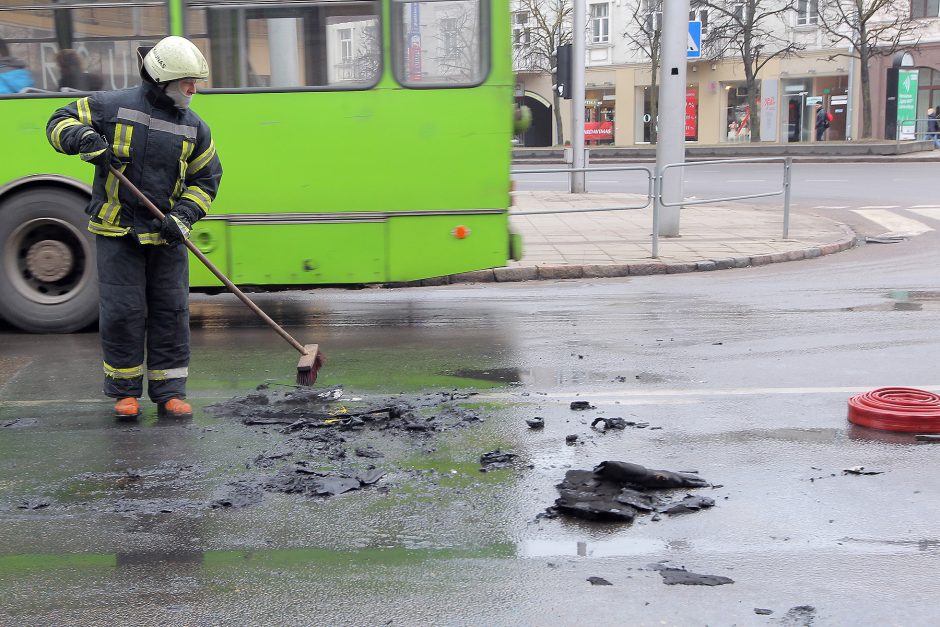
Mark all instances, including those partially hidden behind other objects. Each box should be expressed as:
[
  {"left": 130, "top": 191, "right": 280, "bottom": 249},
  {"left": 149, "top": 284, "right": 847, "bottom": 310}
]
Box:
[{"left": 46, "top": 36, "right": 222, "bottom": 419}]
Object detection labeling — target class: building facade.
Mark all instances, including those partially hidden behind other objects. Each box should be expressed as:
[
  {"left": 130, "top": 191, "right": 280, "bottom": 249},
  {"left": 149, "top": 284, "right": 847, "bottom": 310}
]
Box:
[{"left": 512, "top": 1, "right": 940, "bottom": 146}]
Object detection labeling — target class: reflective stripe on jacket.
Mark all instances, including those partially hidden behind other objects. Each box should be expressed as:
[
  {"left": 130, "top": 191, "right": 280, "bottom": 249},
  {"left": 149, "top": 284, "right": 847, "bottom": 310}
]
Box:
[{"left": 46, "top": 80, "right": 222, "bottom": 243}]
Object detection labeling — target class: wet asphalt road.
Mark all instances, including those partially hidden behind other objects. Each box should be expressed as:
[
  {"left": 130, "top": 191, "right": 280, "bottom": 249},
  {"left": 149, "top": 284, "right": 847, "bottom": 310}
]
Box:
[{"left": 2, "top": 236, "right": 940, "bottom": 625}]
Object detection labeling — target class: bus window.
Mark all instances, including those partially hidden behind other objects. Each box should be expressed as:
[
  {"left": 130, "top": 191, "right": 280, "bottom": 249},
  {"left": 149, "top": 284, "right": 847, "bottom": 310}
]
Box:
[
  {"left": 186, "top": 1, "right": 381, "bottom": 91},
  {"left": 0, "top": 2, "right": 168, "bottom": 95},
  {"left": 392, "top": 0, "right": 487, "bottom": 88}
]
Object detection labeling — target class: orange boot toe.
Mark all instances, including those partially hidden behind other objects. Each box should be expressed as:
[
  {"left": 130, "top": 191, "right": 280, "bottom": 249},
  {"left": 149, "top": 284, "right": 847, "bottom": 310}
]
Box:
[
  {"left": 114, "top": 397, "right": 140, "bottom": 418},
  {"left": 158, "top": 398, "right": 192, "bottom": 419}
]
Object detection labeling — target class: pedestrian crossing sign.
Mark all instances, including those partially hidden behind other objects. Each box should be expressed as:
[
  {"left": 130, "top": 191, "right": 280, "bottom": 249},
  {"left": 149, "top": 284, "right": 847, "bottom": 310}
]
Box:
[{"left": 688, "top": 21, "right": 702, "bottom": 59}]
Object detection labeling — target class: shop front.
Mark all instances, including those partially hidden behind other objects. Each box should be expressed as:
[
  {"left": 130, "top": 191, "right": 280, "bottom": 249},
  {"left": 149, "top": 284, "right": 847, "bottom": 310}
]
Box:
[
  {"left": 781, "top": 75, "right": 847, "bottom": 142},
  {"left": 584, "top": 89, "right": 615, "bottom": 145},
  {"left": 634, "top": 84, "right": 698, "bottom": 143}
]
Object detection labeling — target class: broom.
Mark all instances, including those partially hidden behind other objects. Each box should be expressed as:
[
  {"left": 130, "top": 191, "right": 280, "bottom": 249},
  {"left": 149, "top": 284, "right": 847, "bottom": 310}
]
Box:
[{"left": 109, "top": 166, "right": 325, "bottom": 386}]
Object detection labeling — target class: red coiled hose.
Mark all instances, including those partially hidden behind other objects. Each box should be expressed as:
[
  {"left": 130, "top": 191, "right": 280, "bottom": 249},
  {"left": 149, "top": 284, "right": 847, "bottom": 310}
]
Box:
[{"left": 847, "top": 387, "right": 940, "bottom": 433}]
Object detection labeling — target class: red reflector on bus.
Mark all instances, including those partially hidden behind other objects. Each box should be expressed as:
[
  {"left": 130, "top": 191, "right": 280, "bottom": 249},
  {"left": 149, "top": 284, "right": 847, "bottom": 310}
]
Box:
[{"left": 452, "top": 225, "right": 470, "bottom": 239}]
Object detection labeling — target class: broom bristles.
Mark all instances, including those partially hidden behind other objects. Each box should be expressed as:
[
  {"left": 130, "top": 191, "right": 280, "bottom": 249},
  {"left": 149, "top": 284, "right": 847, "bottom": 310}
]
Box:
[{"left": 296, "top": 344, "right": 324, "bottom": 386}]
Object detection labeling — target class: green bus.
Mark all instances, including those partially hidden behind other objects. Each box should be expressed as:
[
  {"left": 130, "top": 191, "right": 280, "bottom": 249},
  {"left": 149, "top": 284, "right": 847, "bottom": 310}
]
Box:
[{"left": 0, "top": 0, "right": 517, "bottom": 333}]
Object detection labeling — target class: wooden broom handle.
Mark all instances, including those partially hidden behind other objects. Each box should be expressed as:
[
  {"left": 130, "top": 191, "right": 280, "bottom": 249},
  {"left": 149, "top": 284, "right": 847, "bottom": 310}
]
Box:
[{"left": 108, "top": 165, "right": 309, "bottom": 356}]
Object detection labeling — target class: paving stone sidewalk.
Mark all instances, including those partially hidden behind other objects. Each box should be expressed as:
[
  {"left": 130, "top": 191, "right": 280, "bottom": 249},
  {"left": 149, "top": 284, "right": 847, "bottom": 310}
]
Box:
[{"left": 448, "top": 191, "right": 855, "bottom": 284}]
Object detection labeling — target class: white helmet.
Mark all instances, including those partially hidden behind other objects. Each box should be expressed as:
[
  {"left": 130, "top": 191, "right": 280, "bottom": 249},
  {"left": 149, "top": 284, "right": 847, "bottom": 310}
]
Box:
[{"left": 141, "top": 36, "right": 209, "bottom": 83}]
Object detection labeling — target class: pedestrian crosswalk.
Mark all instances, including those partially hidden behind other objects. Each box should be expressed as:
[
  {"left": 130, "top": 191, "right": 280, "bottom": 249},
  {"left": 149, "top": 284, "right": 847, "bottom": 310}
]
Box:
[
  {"left": 810, "top": 204, "right": 940, "bottom": 238},
  {"left": 850, "top": 209, "right": 934, "bottom": 237}
]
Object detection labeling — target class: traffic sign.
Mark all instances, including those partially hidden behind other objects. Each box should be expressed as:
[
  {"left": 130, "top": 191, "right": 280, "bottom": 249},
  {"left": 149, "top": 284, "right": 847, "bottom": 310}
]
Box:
[{"left": 687, "top": 21, "right": 701, "bottom": 59}]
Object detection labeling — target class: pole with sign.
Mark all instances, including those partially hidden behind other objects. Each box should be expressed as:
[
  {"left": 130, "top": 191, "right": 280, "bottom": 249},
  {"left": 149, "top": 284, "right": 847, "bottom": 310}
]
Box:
[
  {"left": 687, "top": 21, "right": 701, "bottom": 60},
  {"left": 655, "top": 0, "right": 691, "bottom": 237},
  {"left": 570, "top": 0, "right": 585, "bottom": 193}
]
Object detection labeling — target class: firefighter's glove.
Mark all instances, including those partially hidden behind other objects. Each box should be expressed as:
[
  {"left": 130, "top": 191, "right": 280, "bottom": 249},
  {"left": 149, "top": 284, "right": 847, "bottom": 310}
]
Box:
[
  {"left": 78, "top": 132, "right": 112, "bottom": 166},
  {"left": 160, "top": 213, "right": 191, "bottom": 245}
]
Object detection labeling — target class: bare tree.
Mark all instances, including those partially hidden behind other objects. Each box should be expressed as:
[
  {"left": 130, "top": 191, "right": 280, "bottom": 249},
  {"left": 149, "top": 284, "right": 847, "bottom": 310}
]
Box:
[
  {"left": 431, "top": 6, "right": 480, "bottom": 82},
  {"left": 701, "top": 0, "right": 803, "bottom": 141},
  {"left": 816, "top": 0, "right": 918, "bottom": 138},
  {"left": 354, "top": 22, "right": 381, "bottom": 82},
  {"left": 513, "top": 0, "right": 572, "bottom": 145},
  {"left": 623, "top": 0, "right": 662, "bottom": 143}
]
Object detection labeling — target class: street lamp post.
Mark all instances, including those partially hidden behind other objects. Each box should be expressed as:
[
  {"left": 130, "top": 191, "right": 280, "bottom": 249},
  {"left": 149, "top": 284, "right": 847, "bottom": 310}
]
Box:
[
  {"left": 570, "top": 0, "right": 586, "bottom": 193},
  {"left": 654, "top": 0, "right": 690, "bottom": 237}
]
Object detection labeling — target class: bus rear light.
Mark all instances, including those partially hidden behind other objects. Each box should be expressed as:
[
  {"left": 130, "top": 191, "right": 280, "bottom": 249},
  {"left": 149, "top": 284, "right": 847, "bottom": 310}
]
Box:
[{"left": 452, "top": 225, "right": 470, "bottom": 239}]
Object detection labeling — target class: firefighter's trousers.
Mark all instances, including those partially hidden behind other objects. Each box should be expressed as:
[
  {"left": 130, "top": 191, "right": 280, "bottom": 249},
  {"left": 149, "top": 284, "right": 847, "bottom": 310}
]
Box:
[{"left": 96, "top": 234, "right": 190, "bottom": 402}]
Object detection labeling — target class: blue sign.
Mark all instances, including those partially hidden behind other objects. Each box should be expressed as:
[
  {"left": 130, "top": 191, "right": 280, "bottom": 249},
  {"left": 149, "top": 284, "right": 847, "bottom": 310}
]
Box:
[{"left": 687, "top": 21, "right": 702, "bottom": 59}]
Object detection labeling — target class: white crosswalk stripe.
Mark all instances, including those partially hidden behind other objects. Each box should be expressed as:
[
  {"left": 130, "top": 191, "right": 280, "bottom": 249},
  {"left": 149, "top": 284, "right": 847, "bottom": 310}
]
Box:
[
  {"left": 852, "top": 209, "right": 934, "bottom": 236},
  {"left": 907, "top": 207, "right": 940, "bottom": 220}
]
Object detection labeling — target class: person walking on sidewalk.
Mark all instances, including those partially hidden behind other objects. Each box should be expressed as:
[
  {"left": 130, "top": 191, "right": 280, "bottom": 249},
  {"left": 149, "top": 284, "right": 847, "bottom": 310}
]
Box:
[
  {"left": 928, "top": 107, "right": 940, "bottom": 150},
  {"left": 814, "top": 102, "right": 830, "bottom": 141},
  {"left": 46, "top": 36, "right": 222, "bottom": 419}
]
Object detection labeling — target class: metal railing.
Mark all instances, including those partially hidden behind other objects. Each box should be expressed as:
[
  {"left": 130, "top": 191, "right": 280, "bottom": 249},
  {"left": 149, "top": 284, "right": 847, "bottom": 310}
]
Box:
[
  {"left": 896, "top": 118, "right": 937, "bottom": 144},
  {"left": 654, "top": 157, "right": 792, "bottom": 257},
  {"left": 511, "top": 157, "right": 793, "bottom": 259},
  {"left": 510, "top": 165, "right": 654, "bottom": 216}
]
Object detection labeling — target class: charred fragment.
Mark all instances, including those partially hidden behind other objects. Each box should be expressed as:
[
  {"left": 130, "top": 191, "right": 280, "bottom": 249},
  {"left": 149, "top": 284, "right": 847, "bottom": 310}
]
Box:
[{"left": 550, "top": 461, "right": 715, "bottom": 523}]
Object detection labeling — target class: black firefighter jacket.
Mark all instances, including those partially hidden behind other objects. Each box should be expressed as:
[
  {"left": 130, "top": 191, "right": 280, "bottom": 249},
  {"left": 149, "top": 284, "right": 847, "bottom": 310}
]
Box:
[{"left": 46, "top": 80, "right": 222, "bottom": 244}]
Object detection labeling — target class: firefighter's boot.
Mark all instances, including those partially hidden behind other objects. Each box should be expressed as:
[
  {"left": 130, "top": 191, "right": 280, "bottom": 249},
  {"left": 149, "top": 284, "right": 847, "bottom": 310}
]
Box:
[
  {"left": 158, "top": 398, "right": 192, "bottom": 419},
  {"left": 114, "top": 397, "right": 141, "bottom": 419}
]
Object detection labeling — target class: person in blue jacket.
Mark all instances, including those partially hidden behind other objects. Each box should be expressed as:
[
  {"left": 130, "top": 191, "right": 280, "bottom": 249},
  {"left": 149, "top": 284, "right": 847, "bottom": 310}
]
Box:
[{"left": 0, "top": 38, "right": 35, "bottom": 93}]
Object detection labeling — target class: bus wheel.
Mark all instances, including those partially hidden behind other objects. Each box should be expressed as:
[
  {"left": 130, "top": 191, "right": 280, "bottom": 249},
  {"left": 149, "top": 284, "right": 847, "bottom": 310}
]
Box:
[{"left": 0, "top": 188, "right": 98, "bottom": 333}]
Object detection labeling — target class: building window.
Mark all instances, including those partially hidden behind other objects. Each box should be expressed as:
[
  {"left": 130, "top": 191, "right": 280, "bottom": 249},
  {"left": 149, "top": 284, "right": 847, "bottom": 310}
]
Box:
[
  {"left": 339, "top": 29, "right": 353, "bottom": 64},
  {"left": 912, "top": 0, "right": 940, "bottom": 18},
  {"left": 643, "top": 0, "right": 662, "bottom": 32},
  {"left": 512, "top": 11, "right": 530, "bottom": 47},
  {"left": 441, "top": 17, "right": 459, "bottom": 58},
  {"left": 690, "top": 7, "right": 708, "bottom": 31},
  {"left": 796, "top": 0, "right": 818, "bottom": 25},
  {"left": 590, "top": 3, "right": 609, "bottom": 44}
]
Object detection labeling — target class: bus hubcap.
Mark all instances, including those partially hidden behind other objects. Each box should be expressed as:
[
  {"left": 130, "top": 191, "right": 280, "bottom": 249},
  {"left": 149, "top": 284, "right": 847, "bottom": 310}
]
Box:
[
  {"left": 26, "top": 239, "right": 74, "bottom": 282},
  {"left": 6, "top": 217, "right": 90, "bottom": 305}
]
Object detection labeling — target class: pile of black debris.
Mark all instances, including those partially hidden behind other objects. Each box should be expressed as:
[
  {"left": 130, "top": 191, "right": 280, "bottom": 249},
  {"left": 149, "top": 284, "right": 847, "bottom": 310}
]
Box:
[
  {"left": 203, "top": 385, "right": 486, "bottom": 508},
  {"left": 545, "top": 461, "right": 715, "bottom": 523},
  {"left": 207, "top": 385, "right": 481, "bottom": 434}
]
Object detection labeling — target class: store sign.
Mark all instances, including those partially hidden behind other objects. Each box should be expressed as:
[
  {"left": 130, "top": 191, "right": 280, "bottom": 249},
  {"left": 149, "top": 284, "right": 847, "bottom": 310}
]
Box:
[
  {"left": 585, "top": 121, "right": 614, "bottom": 140},
  {"left": 759, "top": 79, "right": 778, "bottom": 142},
  {"left": 897, "top": 69, "right": 919, "bottom": 140},
  {"left": 685, "top": 86, "right": 698, "bottom": 140}
]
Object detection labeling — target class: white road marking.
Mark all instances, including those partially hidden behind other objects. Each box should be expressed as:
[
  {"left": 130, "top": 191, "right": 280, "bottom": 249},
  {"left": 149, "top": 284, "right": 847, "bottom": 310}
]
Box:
[
  {"left": 813, "top": 205, "right": 849, "bottom": 209},
  {"left": 908, "top": 208, "right": 940, "bottom": 220},
  {"left": 909, "top": 205, "right": 940, "bottom": 209},
  {"left": 479, "top": 384, "right": 940, "bottom": 402},
  {"left": 857, "top": 205, "right": 900, "bottom": 209},
  {"left": 851, "top": 209, "right": 934, "bottom": 236}
]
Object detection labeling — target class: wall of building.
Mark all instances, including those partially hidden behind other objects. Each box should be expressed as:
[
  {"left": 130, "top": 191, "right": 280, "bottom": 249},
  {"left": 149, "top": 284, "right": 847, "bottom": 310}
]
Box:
[{"left": 512, "top": 2, "right": 940, "bottom": 146}]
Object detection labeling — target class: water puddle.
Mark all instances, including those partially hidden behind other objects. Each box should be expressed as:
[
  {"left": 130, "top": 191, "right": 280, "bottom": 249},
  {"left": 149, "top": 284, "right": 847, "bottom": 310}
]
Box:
[
  {"left": 519, "top": 536, "right": 666, "bottom": 558},
  {"left": 841, "top": 290, "right": 940, "bottom": 313}
]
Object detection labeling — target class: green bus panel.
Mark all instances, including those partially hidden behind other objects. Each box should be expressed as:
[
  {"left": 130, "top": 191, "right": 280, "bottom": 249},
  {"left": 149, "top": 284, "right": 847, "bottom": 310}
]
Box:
[
  {"left": 189, "top": 220, "right": 229, "bottom": 287},
  {"left": 228, "top": 222, "right": 385, "bottom": 284},
  {"left": 386, "top": 213, "right": 508, "bottom": 282}
]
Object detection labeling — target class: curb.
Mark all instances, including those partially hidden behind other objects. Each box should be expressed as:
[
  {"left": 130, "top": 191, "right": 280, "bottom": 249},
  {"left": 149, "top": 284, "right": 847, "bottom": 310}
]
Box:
[{"left": 382, "top": 226, "right": 858, "bottom": 288}]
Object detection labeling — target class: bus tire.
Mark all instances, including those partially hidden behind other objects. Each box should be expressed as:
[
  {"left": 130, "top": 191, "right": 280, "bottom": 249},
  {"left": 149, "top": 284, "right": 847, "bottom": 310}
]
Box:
[{"left": 0, "top": 188, "right": 98, "bottom": 333}]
